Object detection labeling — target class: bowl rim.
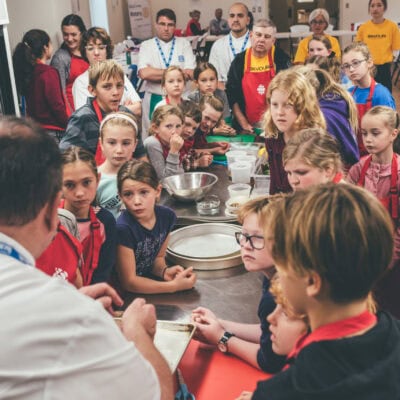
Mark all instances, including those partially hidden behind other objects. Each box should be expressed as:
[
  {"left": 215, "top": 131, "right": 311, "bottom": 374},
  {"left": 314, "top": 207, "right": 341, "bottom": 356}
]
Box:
[{"left": 161, "top": 172, "right": 218, "bottom": 188}]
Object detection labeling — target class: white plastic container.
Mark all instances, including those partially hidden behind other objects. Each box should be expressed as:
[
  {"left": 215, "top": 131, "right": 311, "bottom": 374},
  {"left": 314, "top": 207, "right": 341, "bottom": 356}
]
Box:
[
  {"left": 230, "top": 161, "right": 252, "bottom": 184},
  {"left": 228, "top": 183, "right": 251, "bottom": 199},
  {"left": 226, "top": 150, "right": 246, "bottom": 170},
  {"left": 251, "top": 175, "right": 271, "bottom": 197}
]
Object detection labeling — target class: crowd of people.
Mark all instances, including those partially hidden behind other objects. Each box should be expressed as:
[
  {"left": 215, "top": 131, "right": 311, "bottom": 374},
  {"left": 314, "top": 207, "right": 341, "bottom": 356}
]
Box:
[{"left": 3, "top": 0, "right": 400, "bottom": 398}]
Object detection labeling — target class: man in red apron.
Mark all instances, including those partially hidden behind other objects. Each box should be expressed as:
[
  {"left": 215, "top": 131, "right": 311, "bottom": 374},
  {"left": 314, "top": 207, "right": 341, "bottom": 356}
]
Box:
[{"left": 226, "top": 19, "right": 291, "bottom": 133}]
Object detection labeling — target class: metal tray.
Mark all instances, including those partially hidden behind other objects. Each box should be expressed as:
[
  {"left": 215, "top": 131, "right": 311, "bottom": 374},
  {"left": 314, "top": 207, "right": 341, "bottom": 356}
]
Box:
[
  {"left": 113, "top": 317, "right": 195, "bottom": 372},
  {"left": 168, "top": 223, "right": 241, "bottom": 259}
]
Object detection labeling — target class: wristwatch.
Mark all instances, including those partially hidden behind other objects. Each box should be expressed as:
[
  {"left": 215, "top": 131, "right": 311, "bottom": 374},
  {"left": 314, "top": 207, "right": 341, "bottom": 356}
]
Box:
[{"left": 217, "top": 331, "right": 235, "bottom": 353}]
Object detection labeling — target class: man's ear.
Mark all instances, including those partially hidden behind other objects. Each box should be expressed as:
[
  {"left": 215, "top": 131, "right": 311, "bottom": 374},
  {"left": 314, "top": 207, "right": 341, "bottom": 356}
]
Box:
[
  {"left": 44, "top": 191, "right": 62, "bottom": 232},
  {"left": 305, "top": 271, "right": 322, "bottom": 298}
]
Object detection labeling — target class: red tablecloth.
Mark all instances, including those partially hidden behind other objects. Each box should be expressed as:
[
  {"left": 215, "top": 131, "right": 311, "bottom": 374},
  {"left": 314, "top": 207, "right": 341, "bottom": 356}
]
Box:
[{"left": 179, "top": 340, "right": 271, "bottom": 400}]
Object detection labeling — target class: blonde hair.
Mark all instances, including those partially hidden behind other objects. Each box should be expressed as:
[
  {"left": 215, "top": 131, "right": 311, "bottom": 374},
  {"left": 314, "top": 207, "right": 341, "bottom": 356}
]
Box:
[
  {"left": 269, "top": 184, "right": 394, "bottom": 303},
  {"left": 88, "top": 59, "right": 124, "bottom": 88},
  {"left": 363, "top": 106, "right": 400, "bottom": 130},
  {"left": 343, "top": 42, "right": 376, "bottom": 77},
  {"left": 161, "top": 65, "right": 186, "bottom": 87},
  {"left": 263, "top": 69, "right": 326, "bottom": 139},
  {"left": 295, "top": 65, "right": 358, "bottom": 133},
  {"left": 305, "top": 55, "right": 341, "bottom": 83},
  {"left": 149, "top": 104, "right": 184, "bottom": 136},
  {"left": 283, "top": 127, "right": 342, "bottom": 174},
  {"left": 100, "top": 111, "right": 138, "bottom": 141}
]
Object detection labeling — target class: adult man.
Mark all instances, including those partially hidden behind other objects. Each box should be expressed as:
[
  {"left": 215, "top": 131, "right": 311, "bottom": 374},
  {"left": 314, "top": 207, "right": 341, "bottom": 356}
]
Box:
[
  {"left": 0, "top": 116, "right": 172, "bottom": 399},
  {"left": 138, "top": 8, "right": 196, "bottom": 136},
  {"left": 226, "top": 19, "right": 291, "bottom": 132},
  {"left": 209, "top": 8, "right": 230, "bottom": 35},
  {"left": 208, "top": 3, "right": 251, "bottom": 89}
]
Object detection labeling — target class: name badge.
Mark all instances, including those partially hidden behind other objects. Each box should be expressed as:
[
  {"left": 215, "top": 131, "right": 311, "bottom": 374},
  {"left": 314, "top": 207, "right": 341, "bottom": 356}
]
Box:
[{"left": 178, "top": 55, "right": 185, "bottom": 63}]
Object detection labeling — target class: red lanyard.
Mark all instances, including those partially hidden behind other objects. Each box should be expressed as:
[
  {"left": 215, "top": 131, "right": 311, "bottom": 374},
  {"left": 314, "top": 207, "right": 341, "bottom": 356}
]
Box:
[
  {"left": 92, "top": 100, "right": 106, "bottom": 165},
  {"left": 288, "top": 310, "right": 377, "bottom": 361}
]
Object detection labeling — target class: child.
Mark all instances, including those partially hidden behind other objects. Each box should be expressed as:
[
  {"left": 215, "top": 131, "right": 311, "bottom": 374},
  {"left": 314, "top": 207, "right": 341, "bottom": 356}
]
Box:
[
  {"left": 296, "top": 66, "right": 359, "bottom": 168},
  {"left": 192, "top": 196, "right": 287, "bottom": 374},
  {"left": 307, "top": 34, "right": 333, "bottom": 59},
  {"left": 193, "top": 95, "right": 230, "bottom": 155},
  {"left": 283, "top": 128, "right": 344, "bottom": 191},
  {"left": 116, "top": 160, "right": 196, "bottom": 294},
  {"left": 263, "top": 69, "right": 325, "bottom": 194},
  {"left": 179, "top": 100, "right": 213, "bottom": 170},
  {"left": 355, "top": 0, "right": 400, "bottom": 93},
  {"left": 60, "top": 59, "right": 146, "bottom": 160},
  {"left": 188, "top": 62, "right": 235, "bottom": 136},
  {"left": 60, "top": 146, "right": 116, "bottom": 285},
  {"left": 342, "top": 42, "right": 396, "bottom": 156},
  {"left": 144, "top": 105, "right": 185, "bottom": 179},
  {"left": 243, "top": 184, "right": 400, "bottom": 399},
  {"left": 347, "top": 106, "right": 400, "bottom": 318},
  {"left": 73, "top": 27, "right": 141, "bottom": 117},
  {"left": 154, "top": 66, "right": 186, "bottom": 110},
  {"left": 96, "top": 112, "right": 138, "bottom": 219},
  {"left": 12, "top": 29, "right": 69, "bottom": 141}
]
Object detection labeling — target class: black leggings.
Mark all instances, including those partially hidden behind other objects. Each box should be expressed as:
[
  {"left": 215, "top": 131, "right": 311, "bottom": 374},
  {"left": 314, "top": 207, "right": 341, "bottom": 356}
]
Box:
[{"left": 375, "top": 62, "right": 392, "bottom": 93}]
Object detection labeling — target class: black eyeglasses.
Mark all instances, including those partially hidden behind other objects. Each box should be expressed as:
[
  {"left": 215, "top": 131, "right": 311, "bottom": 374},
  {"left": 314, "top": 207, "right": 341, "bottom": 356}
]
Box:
[
  {"left": 310, "top": 20, "right": 326, "bottom": 25},
  {"left": 341, "top": 59, "right": 367, "bottom": 71},
  {"left": 235, "top": 232, "right": 265, "bottom": 250}
]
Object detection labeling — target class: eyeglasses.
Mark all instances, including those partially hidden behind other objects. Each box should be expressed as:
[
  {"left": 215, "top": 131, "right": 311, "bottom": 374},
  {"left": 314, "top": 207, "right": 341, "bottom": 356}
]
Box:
[
  {"left": 235, "top": 232, "right": 265, "bottom": 250},
  {"left": 310, "top": 20, "right": 326, "bottom": 25},
  {"left": 157, "top": 22, "right": 175, "bottom": 28},
  {"left": 85, "top": 45, "right": 107, "bottom": 52},
  {"left": 341, "top": 59, "right": 366, "bottom": 71}
]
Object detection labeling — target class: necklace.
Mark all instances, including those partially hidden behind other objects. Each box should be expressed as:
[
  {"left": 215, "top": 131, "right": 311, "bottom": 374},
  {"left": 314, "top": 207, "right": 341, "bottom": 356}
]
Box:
[
  {"left": 155, "top": 37, "right": 176, "bottom": 68},
  {"left": 229, "top": 31, "right": 249, "bottom": 57}
]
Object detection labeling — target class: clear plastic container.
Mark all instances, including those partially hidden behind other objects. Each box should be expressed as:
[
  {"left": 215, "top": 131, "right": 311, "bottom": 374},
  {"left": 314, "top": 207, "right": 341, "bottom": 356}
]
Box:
[
  {"left": 230, "top": 161, "right": 252, "bottom": 184},
  {"left": 228, "top": 183, "right": 251, "bottom": 199},
  {"left": 196, "top": 195, "right": 220, "bottom": 215}
]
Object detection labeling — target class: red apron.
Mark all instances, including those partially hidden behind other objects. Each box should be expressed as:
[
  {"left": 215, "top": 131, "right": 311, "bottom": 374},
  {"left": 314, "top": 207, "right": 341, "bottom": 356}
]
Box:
[
  {"left": 332, "top": 172, "right": 343, "bottom": 183},
  {"left": 66, "top": 55, "right": 89, "bottom": 112},
  {"left": 93, "top": 99, "right": 106, "bottom": 166},
  {"left": 352, "top": 79, "right": 376, "bottom": 157},
  {"left": 287, "top": 310, "right": 377, "bottom": 363},
  {"left": 59, "top": 200, "right": 103, "bottom": 285},
  {"left": 357, "top": 154, "right": 399, "bottom": 222},
  {"left": 242, "top": 48, "right": 275, "bottom": 126}
]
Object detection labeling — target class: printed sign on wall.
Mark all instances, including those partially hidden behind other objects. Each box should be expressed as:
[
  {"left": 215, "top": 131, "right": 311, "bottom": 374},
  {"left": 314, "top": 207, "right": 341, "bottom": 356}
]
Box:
[{"left": 128, "top": 0, "right": 152, "bottom": 40}]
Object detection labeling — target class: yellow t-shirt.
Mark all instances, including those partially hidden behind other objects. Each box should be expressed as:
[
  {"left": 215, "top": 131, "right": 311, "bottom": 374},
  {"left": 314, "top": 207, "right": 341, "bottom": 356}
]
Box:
[
  {"left": 244, "top": 46, "right": 276, "bottom": 73},
  {"left": 356, "top": 19, "right": 400, "bottom": 64},
  {"left": 293, "top": 34, "right": 341, "bottom": 64}
]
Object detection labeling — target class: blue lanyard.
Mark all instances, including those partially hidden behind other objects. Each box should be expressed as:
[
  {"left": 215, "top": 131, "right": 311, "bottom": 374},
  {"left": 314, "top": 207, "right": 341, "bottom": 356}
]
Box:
[
  {"left": 0, "top": 241, "right": 31, "bottom": 265},
  {"left": 229, "top": 31, "right": 249, "bottom": 57},
  {"left": 155, "top": 37, "right": 176, "bottom": 68}
]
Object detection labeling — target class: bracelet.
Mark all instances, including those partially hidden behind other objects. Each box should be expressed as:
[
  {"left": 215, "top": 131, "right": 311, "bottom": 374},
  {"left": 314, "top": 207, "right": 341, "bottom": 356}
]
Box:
[{"left": 162, "top": 266, "right": 168, "bottom": 279}]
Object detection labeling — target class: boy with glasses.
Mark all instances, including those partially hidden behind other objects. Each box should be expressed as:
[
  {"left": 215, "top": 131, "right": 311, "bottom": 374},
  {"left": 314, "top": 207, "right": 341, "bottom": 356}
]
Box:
[
  {"left": 191, "top": 196, "right": 287, "bottom": 374},
  {"left": 293, "top": 8, "right": 341, "bottom": 64},
  {"left": 138, "top": 8, "right": 196, "bottom": 138}
]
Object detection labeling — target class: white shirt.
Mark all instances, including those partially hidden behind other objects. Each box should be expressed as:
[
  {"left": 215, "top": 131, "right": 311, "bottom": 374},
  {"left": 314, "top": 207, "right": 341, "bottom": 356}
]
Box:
[
  {"left": 0, "top": 232, "right": 160, "bottom": 400},
  {"left": 72, "top": 70, "right": 141, "bottom": 109},
  {"left": 138, "top": 36, "right": 196, "bottom": 95},
  {"left": 209, "top": 31, "right": 251, "bottom": 83}
]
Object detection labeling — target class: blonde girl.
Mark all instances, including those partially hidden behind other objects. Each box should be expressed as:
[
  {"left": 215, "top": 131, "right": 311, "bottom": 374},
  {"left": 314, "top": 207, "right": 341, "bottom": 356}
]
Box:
[
  {"left": 61, "top": 146, "right": 116, "bottom": 285},
  {"left": 347, "top": 106, "right": 400, "bottom": 318},
  {"left": 144, "top": 105, "right": 185, "bottom": 179},
  {"left": 355, "top": 0, "right": 400, "bottom": 92},
  {"left": 96, "top": 112, "right": 139, "bottom": 219},
  {"left": 263, "top": 68, "right": 325, "bottom": 194},
  {"left": 342, "top": 42, "right": 395, "bottom": 156},
  {"left": 188, "top": 62, "right": 235, "bottom": 136},
  {"left": 283, "top": 128, "right": 344, "bottom": 191},
  {"left": 296, "top": 65, "right": 359, "bottom": 168},
  {"left": 154, "top": 66, "right": 186, "bottom": 110},
  {"left": 116, "top": 160, "right": 196, "bottom": 294}
]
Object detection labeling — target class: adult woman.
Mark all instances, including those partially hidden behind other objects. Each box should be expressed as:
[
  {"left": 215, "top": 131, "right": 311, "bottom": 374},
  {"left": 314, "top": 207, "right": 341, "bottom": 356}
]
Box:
[
  {"left": 12, "top": 29, "right": 68, "bottom": 141},
  {"left": 293, "top": 8, "right": 341, "bottom": 64},
  {"left": 356, "top": 0, "right": 400, "bottom": 92},
  {"left": 186, "top": 10, "right": 209, "bottom": 36},
  {"left": 51, "top": 14, "right": 89, "bottom": 112},
  {"left": 72, "top": 27, "right": 141, "bottom": 117}
]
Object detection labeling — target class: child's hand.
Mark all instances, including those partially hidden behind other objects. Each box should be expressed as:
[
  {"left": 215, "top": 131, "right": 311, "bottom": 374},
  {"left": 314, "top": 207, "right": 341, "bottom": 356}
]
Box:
[
  {"left": 191, "top": 314, "right": 224, "bottom": 345},
  {"left": 197, "top": 153, "right": 213, "bottom": 167},
  {"left": 172, "top": 267, "right": 197, "bottom": 291},
  {"left": 212, "top": 142, "right": 230, "bottom": 155},
  {"left": 213, "top": 122, "right": 236, "bottom": 136},
  {"left": 163, "top": 265, "right": 184, "bottom": 281},
  {"left": 191, "top": 306, "right": 218, "bottom": 322},
  {"left": 169, "top": 133, "right": 184, "bottom": 154}
]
